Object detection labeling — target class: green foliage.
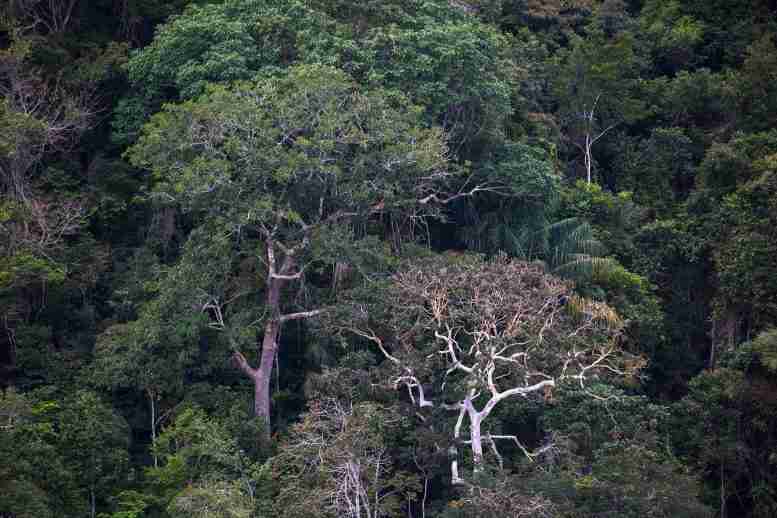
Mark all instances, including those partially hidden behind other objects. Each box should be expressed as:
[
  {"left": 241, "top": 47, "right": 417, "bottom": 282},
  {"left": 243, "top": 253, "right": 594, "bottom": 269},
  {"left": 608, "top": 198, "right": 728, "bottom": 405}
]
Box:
[
  {"left": 5, "top": 0, "right": 777, "bottom": 516},
  {"left": 126, "top": 0, "right": 298, "bottom": 99},
  {"left": 553, "top": 14, "right": 648, "bottom": 182},
  {"left": 120, "top": 0, "right": 514, "bottom": 156},
  {"left": 0, "top": 252, "right": 65, "bottom": 288},
  {"left": 613, "top": 127, "right": 695, "bottom": 213},
  {"left": 703, "top": 131, "right": 777, "bottom": 334},
  {"left": 639, "top": 68, "right": 732, "bottom": 136},
  {"left": 735, "top": 33, "right": 777, "bottom": 132},
  {"left": 560, "top": 180, "right": 643, "bottom": 264},
  {"left": 144, "top": 405, "right": 259, "bottom": 517},
  {"left": 127, "top": 65, "right": 447, "bottom": 220},
  {"left": 458, "top": 141, "right": 562, "bottom": 257},
  {"left": 361, "top": 13, "right": 514, "bottom": 146},
  {"left": 535, "top": 385, "right": 712, "bottom": 517},
  {"left": 574, "top": 439, "right": 711, "bottom": 518},
  {"left": 639, "top": 0, "right": 705, "bottom": 72},
  {"left": 98, "top": 490, "right": 152, "bottom": 518},
  {"left": 0, "top": 389, "right": 55, "bottom": 518},
  {"left": 58, "top": 390, "right": 132, "bottom": 512},
  {"left": 674, "top": 362, "right": 777, "bottom": 515},
  {"left": 0, "top": 388, "right": 130, "bottom": 518},
  {"left": 750, "top": 329, "right": 777, "bottom": 373}
]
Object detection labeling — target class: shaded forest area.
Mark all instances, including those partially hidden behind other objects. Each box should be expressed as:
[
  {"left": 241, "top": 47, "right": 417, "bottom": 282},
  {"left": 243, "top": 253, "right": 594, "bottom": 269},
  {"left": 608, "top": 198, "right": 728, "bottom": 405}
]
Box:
[{"left": 2, "top": 1, "right": 777, "bottom": 517}]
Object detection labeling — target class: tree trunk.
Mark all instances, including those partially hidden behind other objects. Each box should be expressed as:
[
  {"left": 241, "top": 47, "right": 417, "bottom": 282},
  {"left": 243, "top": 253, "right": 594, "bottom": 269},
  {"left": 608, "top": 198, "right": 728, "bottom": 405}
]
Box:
[
  {"left": 233, "top": 241, "right": 320, "bottom": 440},
  {"left": 254, "top": 316, "right": 280, "bottom": 430},
  {"left": 585, "top": 133, "right": 593, "bottom": 184},
  {"left": 720, "top": 462, "right": 726, "bottom": 518},
  {"left": 469, "top": 413, "right": 484, "bottom": 473},
  {"left": 148, "top": 389, "right": 158, "bottom": 468},
  {"left": 421, "top": 476, "right": 428, "bottom": 518},
  {"left": 251, "top": 273, "right": 284, "bottom": 438}
]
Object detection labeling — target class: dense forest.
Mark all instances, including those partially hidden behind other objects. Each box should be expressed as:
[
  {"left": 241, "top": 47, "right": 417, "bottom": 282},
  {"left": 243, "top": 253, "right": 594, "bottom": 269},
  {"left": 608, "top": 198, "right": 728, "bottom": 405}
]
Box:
[{"left": 1, "top": 0, "right": 777, "bottom": 516}]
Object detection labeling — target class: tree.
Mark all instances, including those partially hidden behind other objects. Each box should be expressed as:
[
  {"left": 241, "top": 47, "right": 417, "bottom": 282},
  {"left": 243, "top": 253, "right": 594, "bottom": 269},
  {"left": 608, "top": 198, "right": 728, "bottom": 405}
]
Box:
[
  {"left": 338, "top": 253, "right": 639, "bottom": 484},
  {"left": 7, "top": 0, "right": 80, "bottom": 35},
  {"left": 539, "top": 386, "right": 712, "bottom": 518},
  {"left": 0, "top": 388, "right": 57, "bottom": 518},
  {"left": 638, "top": 0, "right": 705, "bottom": 74},
  {"left": 734, "top": 33, "right": 777, "bottom": 132},
  {"left": 455, "top": 142, "right": 623, "bottom": 283},
  {"left": 0, "top": 36, "right": 97, "bottom": 202},
  {"left": 92, "top": 319, "right": 185, "bottom": 468},
  {"left": 360, "top": 11, "right": 514, "bottom": 153},
  {"left": 58, "top": 390, "right": 131, "bottom": 518},
  {"left": 0, "top": 389, "right": 120, "bottom": 518},
  {"left": 693, "top": 131, "right": 777, "bottom": 351},
  {"left": 119, "top": 0, "right": 515, "bottom": 158},
  {"left": 672, "top": 330, "right": 777, "bottom": 518},
  {"left": 457, "top": 140, "right": 562, "bottom": 258},
  {"left": 273, "top": 398, "right": 418, "bottom": 518},
  {"left": 145, "top": 405, "right": 259, "bottom": 518},
  {"left": 126, "top": 64, "right": 465, "bottom": 433},
  {"left": 612, "top": 127, "right": 695, "bottom": 213},
  {"left": 553, "top": 21, "right": 644, "bottom": 183}
]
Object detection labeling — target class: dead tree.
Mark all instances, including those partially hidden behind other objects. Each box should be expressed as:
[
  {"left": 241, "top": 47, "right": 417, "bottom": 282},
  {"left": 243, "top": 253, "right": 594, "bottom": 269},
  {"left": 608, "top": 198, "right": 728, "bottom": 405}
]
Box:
[
  {"left": 344, "top": 254, "right": 638, "bottom": 485},
  {"left": 0, "top": 53, "right": 97, "bottom": 202},
  {"left": 569, "top": 93, "right": 618, "bottom": 184},
  {"left": 9, "top": 0, "right": 80, "bottom": 35},
  {"left": 274, "top": 398, "right": 410, "bottom": 518}
]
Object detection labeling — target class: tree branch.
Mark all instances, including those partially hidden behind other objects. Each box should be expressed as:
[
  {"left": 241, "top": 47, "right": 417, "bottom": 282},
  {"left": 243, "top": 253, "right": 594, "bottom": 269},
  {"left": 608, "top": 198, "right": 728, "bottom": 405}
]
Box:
[
  {"left": 417, "top": 184, "right": 509, "bottom": 205},
  {"left": 279, "top": 309, "right": 324, "bottom": 323},
  {"left": 232, "top": 351, "right": 259, "bottom": 380}
]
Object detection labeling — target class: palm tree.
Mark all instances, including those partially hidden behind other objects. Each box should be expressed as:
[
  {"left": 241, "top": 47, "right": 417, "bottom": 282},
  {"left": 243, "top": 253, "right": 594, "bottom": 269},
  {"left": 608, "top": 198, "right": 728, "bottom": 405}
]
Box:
[{"left": 459, "top": 199, "right": 616, "bottom": 281}]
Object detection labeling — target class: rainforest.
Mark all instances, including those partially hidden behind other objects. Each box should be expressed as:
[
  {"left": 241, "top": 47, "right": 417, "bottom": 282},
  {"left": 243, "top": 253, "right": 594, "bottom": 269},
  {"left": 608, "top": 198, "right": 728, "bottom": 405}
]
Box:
[{"left": 2, "top": 1, "right": 777, "bottom": 517}]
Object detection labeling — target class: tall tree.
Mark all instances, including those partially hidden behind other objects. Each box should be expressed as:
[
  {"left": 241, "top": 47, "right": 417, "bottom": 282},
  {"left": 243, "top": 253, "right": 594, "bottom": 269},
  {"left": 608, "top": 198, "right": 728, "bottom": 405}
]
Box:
[
  {"left": 553, "top": 19, "right": 644, "bottom": 184},
  {"left": 126, "top": 65, "right": 470, "bottom": 433}
]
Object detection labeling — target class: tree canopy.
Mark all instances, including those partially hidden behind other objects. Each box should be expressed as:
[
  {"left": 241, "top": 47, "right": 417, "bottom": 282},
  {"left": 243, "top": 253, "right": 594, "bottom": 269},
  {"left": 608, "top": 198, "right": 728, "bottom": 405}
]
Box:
[{"left": 3, "top": 0, "right": 777, "bottom": 516}]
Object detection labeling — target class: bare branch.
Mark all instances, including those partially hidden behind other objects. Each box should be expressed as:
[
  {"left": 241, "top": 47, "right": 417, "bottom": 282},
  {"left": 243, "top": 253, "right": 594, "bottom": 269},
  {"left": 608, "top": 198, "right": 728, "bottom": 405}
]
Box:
[
  {"left": 345, "top": 256, "right": 634, "bottom": 483},
  {"left": 279, "top": 309, "right": 324, "bottom": 323},
  {"left": 417, "top": 183, "right": 509, "bottom": 205}
]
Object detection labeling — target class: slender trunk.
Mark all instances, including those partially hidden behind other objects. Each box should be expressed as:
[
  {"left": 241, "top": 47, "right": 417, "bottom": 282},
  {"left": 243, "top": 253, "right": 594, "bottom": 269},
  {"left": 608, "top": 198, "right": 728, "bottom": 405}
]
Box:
[
  {"left": 148, "top": 390, "right": 158, "bottom": 468},
  {"left": 4, "top": 168, "right": 29, "bottom": 204},
  {"left": 354, "top": 462, "right": 361, "bottom": 518},
  {"left": 451, "top": 404, "right": 466, "bottom": 485},
  {"left": 422, "top": 477, "right": 428, "bottom": 518},
  {"left": 709, "top": 318, "right": 717, "bottom": 370},
  {"left": 585, "top": 133, "right": 593, "bottom": 184},
  {"left": 720, "top": 462, "right": 726, "bottom": 518},
  {"left": 90, "top": 486, "right": 96, "bottom": 518}
]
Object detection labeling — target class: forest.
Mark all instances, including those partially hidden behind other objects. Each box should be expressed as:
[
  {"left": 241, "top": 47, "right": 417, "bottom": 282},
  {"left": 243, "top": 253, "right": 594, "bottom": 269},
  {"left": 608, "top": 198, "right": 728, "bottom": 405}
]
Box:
[{"left": 1, "top": 0, "right": 777, "bottom": 516}]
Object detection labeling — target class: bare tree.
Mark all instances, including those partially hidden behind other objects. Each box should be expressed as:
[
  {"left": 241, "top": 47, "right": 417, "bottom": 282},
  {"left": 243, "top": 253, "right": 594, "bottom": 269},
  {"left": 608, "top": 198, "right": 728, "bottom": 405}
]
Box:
[
  {"left": 9, "top": 0, "right": 80, "bottom": 35},
  {"left": 569, "top": 93, "right": 619, "bottom": 184},
  {"left": 342, "top": 254, "right": 640, "bottom": 485},
  {"left": 274, "top": 398, "right": 416, "bottom": 518},
  {"left": 0, "top": 53, "right": 98, "bottom": 202},
  {"left": 460, "top": 477, "right": 558, "bottom": 518}
]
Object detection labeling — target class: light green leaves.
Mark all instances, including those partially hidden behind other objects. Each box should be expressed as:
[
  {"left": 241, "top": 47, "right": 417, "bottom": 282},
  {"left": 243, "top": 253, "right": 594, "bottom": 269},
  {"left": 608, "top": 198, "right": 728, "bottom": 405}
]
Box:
[{"left": 127, "top": 64, "right": 449, "bottom": 227}]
